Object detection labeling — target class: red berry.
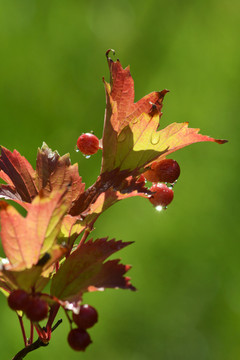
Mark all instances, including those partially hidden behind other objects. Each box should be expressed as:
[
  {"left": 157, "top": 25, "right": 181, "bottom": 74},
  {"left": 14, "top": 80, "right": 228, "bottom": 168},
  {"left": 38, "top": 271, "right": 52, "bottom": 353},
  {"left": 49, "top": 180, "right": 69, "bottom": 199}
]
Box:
[
  {"left": 77, "top": 133, "right": 99, "bottom": 155},
  {"left": 25, "top": 297, "right": 49, "bottom": 322},
  {"left": 72, "top": 305, "right": 98, "bottom": 329},
  {"left": 7, "top": 289, "right": 29, "bottom": 311},
  {"left": 144, "top": 159, "right": 180, "bottom": 183},
  {"left": 149, "top": 183, "right": 174, "bottom": 207},
  {"left": 68, "top": 328, "right": 92, "bottom": 351},
  {"left": 136, "top": 174, "right": 146, "bottom": 184}
]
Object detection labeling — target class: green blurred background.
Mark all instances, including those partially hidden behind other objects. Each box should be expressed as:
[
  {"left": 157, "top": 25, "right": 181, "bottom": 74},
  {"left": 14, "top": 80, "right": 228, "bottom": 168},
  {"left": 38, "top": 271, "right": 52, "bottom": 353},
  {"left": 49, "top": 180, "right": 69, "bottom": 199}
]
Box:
[{"left": 0, "top": 0, "right": 239, "bottom": 359}]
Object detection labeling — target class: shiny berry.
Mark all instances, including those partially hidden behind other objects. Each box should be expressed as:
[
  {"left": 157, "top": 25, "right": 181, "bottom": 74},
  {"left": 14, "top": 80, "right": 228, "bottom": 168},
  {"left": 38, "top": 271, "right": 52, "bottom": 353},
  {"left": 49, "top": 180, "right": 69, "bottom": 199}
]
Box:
[
  {"left": 149, "top": 183, "right": 174, "bottom": 207},
  {"left": 72, "top": 305, "right": 98, "bottom": 329},
  {"left": 144, "top": 159, "right": 180, "bottom": 183},
  {"left": 7, "top": 289, "right": 29, "bottom": 311},
  {"left": 68, "top": 328, "right": 92, "bottom": 351},
  {"left": 25, "top": 297, "right": 49, "bottom": 322},
  {"left": 136, "top": 174, "right": 146, "bottom": 184},
  {"left": 77, "top": 133, "right": 99, "bottom": 155}
]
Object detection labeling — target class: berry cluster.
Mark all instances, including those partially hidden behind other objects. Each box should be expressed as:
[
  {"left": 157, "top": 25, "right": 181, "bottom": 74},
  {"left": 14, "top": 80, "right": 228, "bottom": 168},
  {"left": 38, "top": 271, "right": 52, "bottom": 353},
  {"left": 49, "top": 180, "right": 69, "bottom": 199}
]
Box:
[
  {"left": 68, "top": 305, "right": 98, "bottom": 351},
  {"left": 8, "top": 290, "right": 98, "bottom": 352},
  {"left": 8, "top": 289, "right": 98, "bottom": 352},
  {"left": 8, "top": 289, "right": 49, "bottom": 322},
  {"left": 143, "top": 158, "right": 181, "bottom": 209}
]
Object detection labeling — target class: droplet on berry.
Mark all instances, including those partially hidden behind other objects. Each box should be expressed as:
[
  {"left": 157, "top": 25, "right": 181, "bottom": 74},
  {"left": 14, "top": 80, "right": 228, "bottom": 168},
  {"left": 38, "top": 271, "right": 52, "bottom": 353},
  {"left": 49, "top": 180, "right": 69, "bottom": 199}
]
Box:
[
  {"left": 144, "top": 159, "right": 180, "bottom": 183},
  {"left": 68, "top": 328, "right": 92, "bottom": 351},
  {"left": 149, "top": 183, "right": 174, "bottom": 207},
  {"left": 7, "top": 289, "right": 29, "bottom": 311},
  {"left": 76, "top": 133, "right": 99, "bottom": 155},
  {"left": 25, "top": 296, "right": 49, "bottom": 322},
  {"left": 72, "top": 305, "right": 98, "bottom": 329},
  {"left": 155, "top": 205, "right": 164, "bottom": 212}
]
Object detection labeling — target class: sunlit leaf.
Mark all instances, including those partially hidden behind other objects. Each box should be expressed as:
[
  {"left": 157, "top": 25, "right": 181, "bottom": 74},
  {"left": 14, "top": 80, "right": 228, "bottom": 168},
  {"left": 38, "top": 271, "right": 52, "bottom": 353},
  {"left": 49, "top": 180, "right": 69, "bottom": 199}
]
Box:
[
  {"left": 58, "top": 214, "right": 85, "bottom": 248},
  {"left": 101, "top": 51, "right": 227, "bottom": 173},
  {"left": 36, "top": 143, "right": 85, "bottom": 206},
  {"left": 0, "top": 191, "right": 68, "bottom": 269},
  {"left": 0, "top": 144, "right": 85, "bottom": 209},
  {"left": 0, "top": 146, "right": 38, "bottom": 202}
]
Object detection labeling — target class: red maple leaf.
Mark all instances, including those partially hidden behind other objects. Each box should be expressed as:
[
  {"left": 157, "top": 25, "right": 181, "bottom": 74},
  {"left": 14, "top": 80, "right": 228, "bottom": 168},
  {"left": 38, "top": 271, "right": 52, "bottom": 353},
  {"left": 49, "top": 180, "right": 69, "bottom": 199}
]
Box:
[
  {"left": 0, "top": 143, "right": 85, "bottom": 209},
  {"left": 101, "top": 49, "right": 226, "bottom": 174},
  {"left": 0, "top": 190, "right": 69, "bottom": 292},
  {"left": 50, "top": 238, "right": 135, "bottom": 310}
]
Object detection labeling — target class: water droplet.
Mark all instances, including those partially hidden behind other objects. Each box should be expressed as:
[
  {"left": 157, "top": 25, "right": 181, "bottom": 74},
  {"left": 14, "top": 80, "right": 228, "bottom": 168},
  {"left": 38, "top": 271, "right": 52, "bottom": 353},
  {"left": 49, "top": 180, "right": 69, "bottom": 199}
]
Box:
[
  {"left": 155, "top": 205, "right": 163, "bottom": 212},
  {"left": 118, "top": 131, "right": 126, "bottom": 142},
  {"left": 150, "top": 132, "right": 160, "bottom": 145},
  {"left": 132, "top": 117, "right": 138, "bottom": 124},
  {"left": 83, "top": 154, "right": 91, "bottom": 159},
  {"left": 75, "top": 145, "right": 79, "bottom": 152},
  {"left": 0, "top": 257, "right": 9, "bottom": 265}
]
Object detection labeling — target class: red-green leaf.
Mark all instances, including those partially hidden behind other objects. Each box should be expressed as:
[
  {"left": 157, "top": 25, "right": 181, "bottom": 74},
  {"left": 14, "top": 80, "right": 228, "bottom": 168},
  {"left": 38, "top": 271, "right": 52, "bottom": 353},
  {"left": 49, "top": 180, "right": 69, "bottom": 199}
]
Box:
[
  {"left": 0, "top": 191, "right": 68, "bottom": 269},
  {"left": 145, "top": 122, "right": 227, "bottom": 163},
  {"left": 50, "top": 238, "right": 134, "bottom": 301},
  {"left": 101, "top": 51, "right": 227, "bottom": 173},
  {"left": 69, "top": 169, "right": 150, "bottom": 217},
  {"left": 0, "top": 266, "right": 43, "bottom": 293},
  {"left": 36, "top": 143, "right": 85, "bottom": 206},
  {"left": 87, "top": 260, "right": 135, "bottom": 291},
  {"left": 58, "top": 214, "right": 85, "bottom": 248},
  {"left": 0, "top": 184, "right": 22, "bottom": 202},
  {"left": 0, "top": 146, "right": 38, "bottom": 202},
  {"left": 0, "top": 244, "right": 68, "bottom": 293},
  {"left": 0, "top": 144, "right": 85, "bottom": 209}
]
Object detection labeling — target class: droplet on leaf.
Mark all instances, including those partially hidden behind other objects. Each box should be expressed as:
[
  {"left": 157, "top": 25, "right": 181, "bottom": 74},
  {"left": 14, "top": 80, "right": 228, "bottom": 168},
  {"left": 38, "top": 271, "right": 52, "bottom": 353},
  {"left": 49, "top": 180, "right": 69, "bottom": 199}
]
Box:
[
  {"left": 150, "top": 132, "right": 160, "bottom": 145},
  {"left": 118, "top": 131, "right": 127, "bottom": 142},
  {"left": 131, "top": 117, "right": 139, "bottom": 124}
]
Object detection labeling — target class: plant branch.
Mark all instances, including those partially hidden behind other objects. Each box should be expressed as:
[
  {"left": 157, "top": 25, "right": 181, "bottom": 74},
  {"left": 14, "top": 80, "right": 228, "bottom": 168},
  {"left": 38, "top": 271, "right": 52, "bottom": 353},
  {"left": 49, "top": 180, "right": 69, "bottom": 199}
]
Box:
[
  {"left": 11, "top": 319, "right": 62, "bottom": 360},
  {"left": 29, "top": 322, "right": 34, "bottom": 345},
  {"left": 77, "top": 221, "right": 95, "bottom": 248},
  {"left": 18, "top": 315, "right": 27, "bottom": 347},
  {"left": 46, "top": 303, "right": 60, "bottom": 340}
]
